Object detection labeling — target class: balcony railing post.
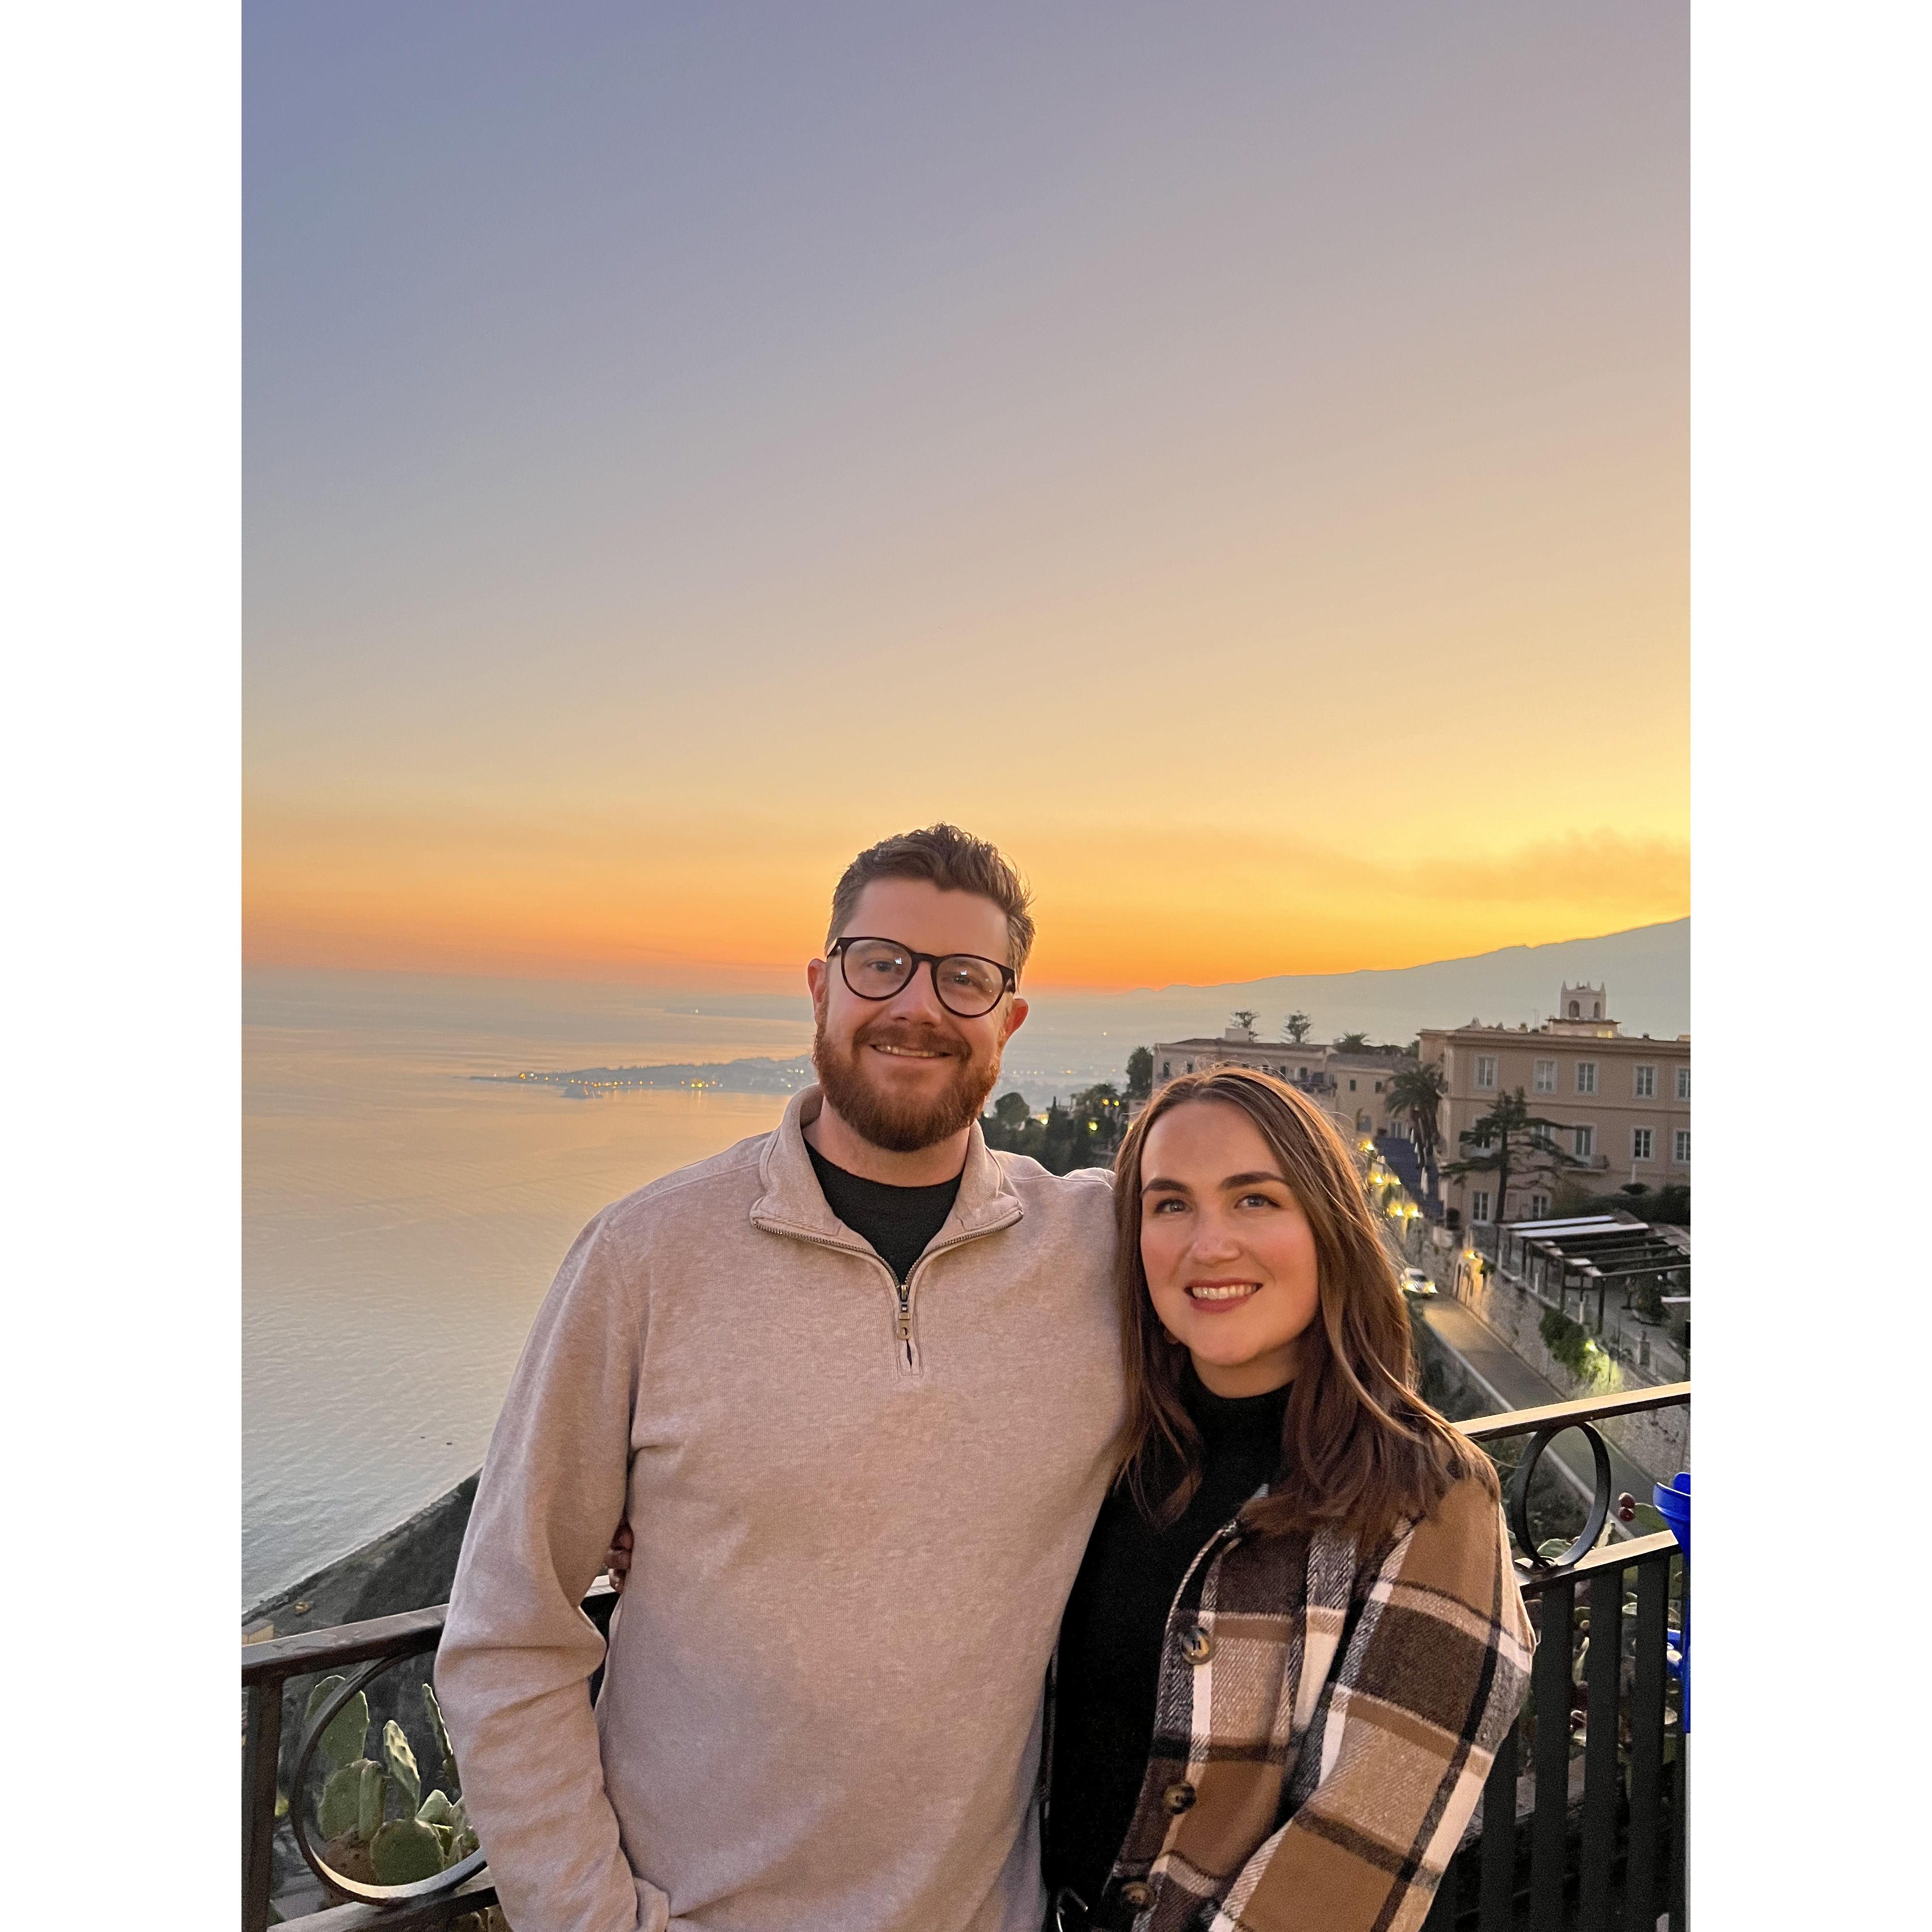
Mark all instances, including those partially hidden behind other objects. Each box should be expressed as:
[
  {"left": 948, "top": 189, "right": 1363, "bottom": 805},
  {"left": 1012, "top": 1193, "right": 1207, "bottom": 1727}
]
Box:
[
  {"left": 1529, "top": 1576, "right": 1575, "bottom": 1928},
  {"left": 1622, "top": 1556, "right": 1668, "bottom": 1930},
  {"left": 1576, "top": 1565, "right": 1624, "bottom": 1932},
  {"left": 243, "top": 1672, "right": 286, "bottom": 1932},
  {"left": 1477, "top": 1721, "right": 1518, "bottom": 1932}
]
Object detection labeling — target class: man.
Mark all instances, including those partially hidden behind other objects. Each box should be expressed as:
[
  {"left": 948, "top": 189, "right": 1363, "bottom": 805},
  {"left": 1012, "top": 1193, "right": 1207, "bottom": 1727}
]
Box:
[{"left": 437, "top": 825, "right": 1125, "bottom": 1932}]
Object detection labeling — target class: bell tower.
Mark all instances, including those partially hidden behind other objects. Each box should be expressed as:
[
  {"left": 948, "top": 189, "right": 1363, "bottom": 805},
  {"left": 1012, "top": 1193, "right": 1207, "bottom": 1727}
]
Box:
[{"left": 1550, "top": 983, "right": 1617, "bottom": 1036}]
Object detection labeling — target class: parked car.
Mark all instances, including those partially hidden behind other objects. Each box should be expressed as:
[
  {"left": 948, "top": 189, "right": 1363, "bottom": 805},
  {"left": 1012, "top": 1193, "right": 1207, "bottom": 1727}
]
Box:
[{"left": 1400, "top": 1266, "right": 1435, "bottom": 1297}]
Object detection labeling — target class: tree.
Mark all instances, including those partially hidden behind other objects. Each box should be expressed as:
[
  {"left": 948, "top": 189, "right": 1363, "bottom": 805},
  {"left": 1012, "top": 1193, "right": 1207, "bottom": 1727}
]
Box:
[
  {"left": 1283, "top": 1012, "right": 1312, "bottom": 1043},
  {"left": 1334, "top": 1031, "right": 1371, "bottom": 1051},
  {"left": 991, "top": 1091, "right": 1031, "bottom": 1131},
  {"left": 1125, "top": 1046, "right": 1154, "bottom": 1101},
  {"left": 1385, "top": 1059, "right": 1450, "bottom": 1194},
  {"left": 1230, "top": 1009, "right": 1259, "bottom": 1035},
  {"left": 1442, "top": 1088, "right": 1582, "bottom": 1223}
]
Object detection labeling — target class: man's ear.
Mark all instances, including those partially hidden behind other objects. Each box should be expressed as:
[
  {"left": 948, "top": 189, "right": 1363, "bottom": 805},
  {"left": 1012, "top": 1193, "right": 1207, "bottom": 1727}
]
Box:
[
  {"left": 806, "top": 957, "right": 827, "bottom": 1007},
  {"left": 1000, "top": 995, "right": 1029, "bottom": 1046}
]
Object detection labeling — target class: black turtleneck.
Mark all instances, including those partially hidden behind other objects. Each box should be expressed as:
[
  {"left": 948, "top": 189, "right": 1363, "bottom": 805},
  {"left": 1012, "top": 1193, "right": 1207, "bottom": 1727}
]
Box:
[{"left": 1044, "top": 1364, "right": 1292, "bottom": 1906}]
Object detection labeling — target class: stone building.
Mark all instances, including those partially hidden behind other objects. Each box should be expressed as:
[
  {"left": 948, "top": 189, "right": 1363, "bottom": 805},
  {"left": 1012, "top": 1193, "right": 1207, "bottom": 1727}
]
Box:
[
  {"left": 1148, "top": 1022, "right": 1409, "bottom": 1142},
  {"left": 1418, "top": 985, "right": 1690, "bottom": 1226}
]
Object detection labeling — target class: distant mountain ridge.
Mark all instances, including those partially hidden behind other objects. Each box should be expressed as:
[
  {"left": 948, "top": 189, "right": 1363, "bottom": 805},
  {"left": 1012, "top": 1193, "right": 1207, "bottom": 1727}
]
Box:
[{"left": 1002, "top": 920, "right": 1689, "bottom": 1095}]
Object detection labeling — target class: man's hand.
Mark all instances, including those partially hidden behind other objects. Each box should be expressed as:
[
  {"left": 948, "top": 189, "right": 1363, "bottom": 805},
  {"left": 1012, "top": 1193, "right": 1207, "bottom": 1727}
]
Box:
[{"left": 603, "top": 1521, "right": 634, "bottom": 1594}]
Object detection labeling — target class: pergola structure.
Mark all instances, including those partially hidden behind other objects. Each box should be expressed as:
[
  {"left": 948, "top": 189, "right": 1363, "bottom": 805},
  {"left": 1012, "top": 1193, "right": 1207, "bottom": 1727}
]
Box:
[{"left": 1495, "top": 1213, "right": 1691, "bottom": 1335}]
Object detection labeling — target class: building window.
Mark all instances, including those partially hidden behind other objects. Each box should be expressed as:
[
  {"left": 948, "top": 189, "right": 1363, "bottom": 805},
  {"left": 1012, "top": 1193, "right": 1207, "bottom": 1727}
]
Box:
[
  {"left": 1348, "top": 1078, "right": 1358, "bottom": 1092},
  {"left": 1529, "top": 1192, "right": 1550, "bottom": 1219},
  {"left": 1533, "top": 1058, "right": 1556, "bottom": 1092},
  {"left": 1573, "top": 1125, "right": 1594, "bottom": 1159},
  {"left": 1633, "top": 1127, "right": 1654, "bottom": 1161},
  {"left": 1576, "top": 1061, "right": 1598, "bottom": 1095},
  {"left": 1474, "top": 1055, "right": 1497, "bottom": 1089},
  {"left": 1634, "top": 1065, "right": 1656, "bottom": 1098},
  {"left": 1184, "top": 1060, "right": 1194, "bottom": 1074},
  {"left": 1674, "top": 1129, "right": 1691, "bottom": 1163},
  {"left": 1470, "top": 1189, "right": 1492, "bottom": 1223},
  {"left": 1160, "top": 1061, "right": 1170, "bottom": 1080},
  {"left": 1374, "top": 1080, "right": 1383, "bottom": 1093},
  {"left": 1676, "top": 1066, "right": 1691, "bottom": 1100}
]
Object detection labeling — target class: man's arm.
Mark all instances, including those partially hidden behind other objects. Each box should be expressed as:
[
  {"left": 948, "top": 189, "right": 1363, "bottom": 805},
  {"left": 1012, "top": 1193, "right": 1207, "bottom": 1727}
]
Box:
[{"left": 435, "top": 1211, "right": 665, "bottom": 1932}]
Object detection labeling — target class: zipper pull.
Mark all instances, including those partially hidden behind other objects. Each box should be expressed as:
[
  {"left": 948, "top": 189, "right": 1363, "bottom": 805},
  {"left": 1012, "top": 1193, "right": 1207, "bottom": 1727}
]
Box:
[{"left": 895, "top": 1286, "right": 912, "bottom": 1342}]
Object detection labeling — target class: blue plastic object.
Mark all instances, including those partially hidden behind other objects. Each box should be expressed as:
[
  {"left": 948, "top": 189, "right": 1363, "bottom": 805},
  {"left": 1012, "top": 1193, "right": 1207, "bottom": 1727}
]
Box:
[
  {"left": 1652, "top": 1471, "right": 1690, "bottom": 1732},
  {"left": 1652, "top": 1470, "right": 1690, "bottom": 1560}
]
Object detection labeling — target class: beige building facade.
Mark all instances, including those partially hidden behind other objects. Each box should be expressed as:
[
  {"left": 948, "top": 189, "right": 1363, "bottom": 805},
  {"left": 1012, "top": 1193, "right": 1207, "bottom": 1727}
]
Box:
[
  {"left": 1420, "top": 983, "right": 1690, "bottom": 1227},
  {"left": 1149, "top": 1025, "right": 1409, "bottom": 1142}
]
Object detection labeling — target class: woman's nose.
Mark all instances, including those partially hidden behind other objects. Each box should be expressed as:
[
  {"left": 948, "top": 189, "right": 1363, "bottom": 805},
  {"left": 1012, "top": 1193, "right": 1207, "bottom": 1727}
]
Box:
[{"left": 1190, "top": 1216, "right": 1242, "bottom": 1261}]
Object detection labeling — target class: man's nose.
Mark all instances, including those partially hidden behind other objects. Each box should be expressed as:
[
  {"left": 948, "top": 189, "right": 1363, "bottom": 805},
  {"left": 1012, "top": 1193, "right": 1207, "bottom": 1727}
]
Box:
[{"left": 885, "top": 960, "right": 949, "bottom": 1024}]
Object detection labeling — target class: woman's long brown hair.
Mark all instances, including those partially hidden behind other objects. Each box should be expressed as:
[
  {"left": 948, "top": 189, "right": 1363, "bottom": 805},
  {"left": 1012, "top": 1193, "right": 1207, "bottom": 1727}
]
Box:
[{"left": 1114, "top": 1066, "right": 1495, "bottom": 1550}]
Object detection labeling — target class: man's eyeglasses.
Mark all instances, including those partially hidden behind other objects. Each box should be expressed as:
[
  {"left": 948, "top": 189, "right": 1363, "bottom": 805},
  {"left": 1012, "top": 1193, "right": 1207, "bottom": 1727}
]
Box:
[{"left": 827, "top": 937, "right": 1016, "bottom": 1019}]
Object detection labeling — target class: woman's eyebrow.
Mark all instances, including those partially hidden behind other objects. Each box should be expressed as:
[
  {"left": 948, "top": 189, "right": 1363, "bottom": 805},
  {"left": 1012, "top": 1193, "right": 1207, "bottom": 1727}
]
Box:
[
  {"left": 1220, "top": 1171, "right": 1288, "bottom": 1188},
  {"left": 1139, "top": 1174, "right": 1191, "bottom": 1195}
]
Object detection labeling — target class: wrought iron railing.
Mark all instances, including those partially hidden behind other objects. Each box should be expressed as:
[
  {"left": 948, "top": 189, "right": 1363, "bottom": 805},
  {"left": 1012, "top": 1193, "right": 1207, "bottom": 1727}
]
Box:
[{"left": 242, "top": 1384, "right": 1688, "bottom": 1932}]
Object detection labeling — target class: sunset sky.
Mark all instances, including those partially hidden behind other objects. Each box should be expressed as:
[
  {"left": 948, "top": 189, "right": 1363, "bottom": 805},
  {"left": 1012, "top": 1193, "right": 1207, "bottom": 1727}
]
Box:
[{"left": 244, "top": 2, "right": 1687, "bottom": 992}]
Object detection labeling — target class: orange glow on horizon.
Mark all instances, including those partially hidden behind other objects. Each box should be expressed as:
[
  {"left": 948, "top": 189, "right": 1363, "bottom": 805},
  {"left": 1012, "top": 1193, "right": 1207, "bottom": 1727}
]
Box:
[{"left": 244, "top": 801, "right": 1689, "bottom": 990}]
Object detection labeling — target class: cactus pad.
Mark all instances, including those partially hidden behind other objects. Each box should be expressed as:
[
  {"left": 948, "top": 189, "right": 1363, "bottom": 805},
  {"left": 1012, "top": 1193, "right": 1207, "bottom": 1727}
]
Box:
[
  {"left": 318, "top": 1760, "right": 372, "bottom": 1841},
  {"left": 422, "top": 1683, "right": 460, "bottom": 1795},
  {"left": 381, "top": 1719, "right": 422, "bottom": 1814},
  {"left": 416, "top": 1788, "right": 459, "bottom": 1829},
  {"left": 356, "top": 1759, "right": 388, "bottom": 1841},
  {"left": 370, "top": 1817, "right": 446, "bottom": 1885},
  {"left": 302, "top": 1675, "right": 371, "bottom": 1770}
]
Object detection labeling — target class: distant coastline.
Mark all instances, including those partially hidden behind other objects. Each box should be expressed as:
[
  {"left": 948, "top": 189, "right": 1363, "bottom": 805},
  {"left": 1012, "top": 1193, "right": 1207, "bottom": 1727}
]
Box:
[{"left": 472, "top": 1053, "right": 815, "bottom": 1096}]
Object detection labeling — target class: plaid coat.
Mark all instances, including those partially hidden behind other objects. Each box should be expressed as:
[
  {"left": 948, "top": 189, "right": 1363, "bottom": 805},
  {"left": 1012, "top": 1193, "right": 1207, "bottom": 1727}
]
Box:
[{"left": 1068, "top": 1471, "right": 1534, "bottom": 1932}]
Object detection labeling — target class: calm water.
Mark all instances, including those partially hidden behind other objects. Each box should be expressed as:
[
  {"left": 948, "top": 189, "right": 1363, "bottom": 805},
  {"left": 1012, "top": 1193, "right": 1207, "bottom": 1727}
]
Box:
[{"left": 242, "top": 972, "right": 813, "bottom": 1609}]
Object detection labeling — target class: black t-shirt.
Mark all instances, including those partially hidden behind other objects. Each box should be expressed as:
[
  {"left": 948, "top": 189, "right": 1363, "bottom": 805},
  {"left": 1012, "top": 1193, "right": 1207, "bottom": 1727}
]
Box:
[
  {"left": 1044, "top": 1366, "right": 1292, "bottom": 1906},
  {"left": 805, "top": 1141, "right": 963, "bottom": 1283}
]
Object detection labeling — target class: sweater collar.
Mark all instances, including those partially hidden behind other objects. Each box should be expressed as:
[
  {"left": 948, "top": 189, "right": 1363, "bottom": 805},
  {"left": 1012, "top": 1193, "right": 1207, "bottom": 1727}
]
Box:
[{"left": 751, "top": 1086, "right": 1023, "bottom": 1251}]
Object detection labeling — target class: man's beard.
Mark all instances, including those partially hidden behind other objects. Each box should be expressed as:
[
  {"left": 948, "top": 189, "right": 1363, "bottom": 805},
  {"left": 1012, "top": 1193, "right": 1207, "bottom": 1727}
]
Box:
[{"left": 812, "top": 1009, "right": 1003, "bottom": 1155}]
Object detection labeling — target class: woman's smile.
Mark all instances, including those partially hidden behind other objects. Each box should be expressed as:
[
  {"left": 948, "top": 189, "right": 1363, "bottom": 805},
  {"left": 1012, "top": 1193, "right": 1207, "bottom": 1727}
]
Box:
[{"left": 1186, "top": 1279, "right": 1262, "bottom": 1307}]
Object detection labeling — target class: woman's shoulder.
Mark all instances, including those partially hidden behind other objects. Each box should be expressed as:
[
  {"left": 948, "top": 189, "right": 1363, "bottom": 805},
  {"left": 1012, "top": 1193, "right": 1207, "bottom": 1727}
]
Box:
[{"left": 1379, "top": 1468, "right": 1516, "bottom": 1608}]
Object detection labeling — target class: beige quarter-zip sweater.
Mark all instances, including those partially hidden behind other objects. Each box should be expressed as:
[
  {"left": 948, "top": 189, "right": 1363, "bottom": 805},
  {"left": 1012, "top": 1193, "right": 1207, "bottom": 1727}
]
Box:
[{"left": 436, "top": 1088, "right": 1124, "bottom": 1932}]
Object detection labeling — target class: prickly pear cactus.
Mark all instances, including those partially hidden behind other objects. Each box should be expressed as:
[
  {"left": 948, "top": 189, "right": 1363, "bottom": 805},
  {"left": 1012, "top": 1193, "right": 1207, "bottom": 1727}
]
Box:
[
  {"left": 318, "top": 1759, "right": 375, "bottom": 1841},
  {"left": 416, "top": 1788, "right": 459, "bottom": 1830},
  {"left": 357, "top": 1758, "right": 388, "bottom": 1842},
  {"left": 370, "top": 1816, "right": 446, "bottom": 1885},
  {"left": 422, "top": 1683, "right": 461, "bottom": 1796},
  {"left": 382, "top": 1718, "right": 422, "bottom": 1814},
  {"left": 303, "top": 1674, "right": 371, "bottom": 1769}
]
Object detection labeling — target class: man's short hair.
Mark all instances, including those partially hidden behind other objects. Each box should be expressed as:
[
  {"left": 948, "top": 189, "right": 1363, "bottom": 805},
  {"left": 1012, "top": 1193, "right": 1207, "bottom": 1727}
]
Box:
[{"left": 828, "top": 825, "right": 1036, "bottom": 976}]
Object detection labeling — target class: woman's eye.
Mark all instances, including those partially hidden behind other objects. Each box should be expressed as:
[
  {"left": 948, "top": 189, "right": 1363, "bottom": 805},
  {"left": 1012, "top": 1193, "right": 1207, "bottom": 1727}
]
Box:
[
  {"left": 1237, "top": 1192, "right": 1277, "bottom": 1209},
  {"left": 1147, "top": 1198, "right": 1186, "bottom": 1215}
]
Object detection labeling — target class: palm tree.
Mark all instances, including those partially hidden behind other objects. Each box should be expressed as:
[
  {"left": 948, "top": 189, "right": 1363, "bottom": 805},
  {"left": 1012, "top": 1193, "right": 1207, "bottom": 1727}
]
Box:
[
  {"left": 1334, "top": 1031, "right": 1372, "bottom": 1051},
  {"left": 1283, "top": 1012, "right": 1313, "bottom": 1044},
  {"left": 1442, "top": 1088, "right": 1581, "bottom": 1225},
  {"left": 1385, "top": 1059, "right": 1449, "bottom": 1195}
]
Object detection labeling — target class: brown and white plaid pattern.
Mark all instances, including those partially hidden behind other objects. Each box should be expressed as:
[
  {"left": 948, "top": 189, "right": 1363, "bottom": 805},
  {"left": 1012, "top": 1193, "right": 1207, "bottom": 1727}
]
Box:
[{"left": 1094, "top": 1472, "right": 1534, "bottom": 1932}]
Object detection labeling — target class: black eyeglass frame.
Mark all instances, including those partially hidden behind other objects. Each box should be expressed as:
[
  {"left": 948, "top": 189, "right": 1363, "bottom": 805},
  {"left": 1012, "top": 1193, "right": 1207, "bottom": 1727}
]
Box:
[{"left": 826, "top": 935, "right": 1018, "bottom": 1019}]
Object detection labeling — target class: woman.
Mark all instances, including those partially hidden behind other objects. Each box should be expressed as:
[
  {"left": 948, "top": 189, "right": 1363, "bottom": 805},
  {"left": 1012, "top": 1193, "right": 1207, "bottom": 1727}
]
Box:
[
  {"left": 606, "top": 1065, "right": 1532, "bottom": 1932},
  {"left": 1042, "top": 1067, "right": 1533, "bottom": 1932}
]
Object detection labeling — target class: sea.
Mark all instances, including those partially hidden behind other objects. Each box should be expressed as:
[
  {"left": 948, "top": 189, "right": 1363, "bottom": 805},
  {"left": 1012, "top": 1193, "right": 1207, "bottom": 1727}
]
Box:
[{"left": 242, "top": 971, "right": 824, "bottom": 1610}]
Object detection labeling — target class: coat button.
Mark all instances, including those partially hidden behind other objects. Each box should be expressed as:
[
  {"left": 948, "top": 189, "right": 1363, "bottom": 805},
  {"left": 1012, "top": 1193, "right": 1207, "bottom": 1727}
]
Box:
[
  {"left": 1180, "top": 1624, "right": 1214, "bottom": 1664},
  {"left": 1161, "top": 1780, "right": 1196, "bottom": 1815},
  {"left": 1119, "top": 1880, "right": 1153, "bottom": 1909}
]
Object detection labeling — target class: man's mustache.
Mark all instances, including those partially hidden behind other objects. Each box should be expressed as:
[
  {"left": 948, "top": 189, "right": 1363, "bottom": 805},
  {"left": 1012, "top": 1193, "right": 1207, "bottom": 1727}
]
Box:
[{"left": 852, "top": 1018, "right": 970, "bottom": 1060}]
